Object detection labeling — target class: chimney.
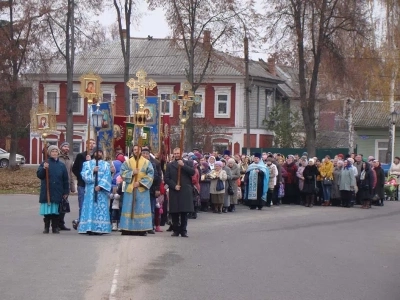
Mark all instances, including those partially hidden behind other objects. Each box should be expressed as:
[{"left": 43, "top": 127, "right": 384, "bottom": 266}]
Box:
[
  {"left": 267, "top": 57, "right": 276, "bottom": 76},
  {"left": 121, "top": 29, "right": 127, "bottom": 39},
  {"left": 203, "top": 30, "right": 211, "bottom": 50}
]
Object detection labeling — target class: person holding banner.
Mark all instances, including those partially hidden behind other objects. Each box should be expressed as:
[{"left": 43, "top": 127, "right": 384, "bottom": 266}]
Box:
[
  {"left": 78, "top": 147, "right": 112, "bottom": 235},
  {"left": 119, "top": 145, "right": 154, "bottom": 236}
]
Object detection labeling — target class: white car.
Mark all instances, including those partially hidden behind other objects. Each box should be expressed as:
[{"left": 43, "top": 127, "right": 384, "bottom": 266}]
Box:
[{"left": 0, "top": 148, "right": 25, "bottom": 168}]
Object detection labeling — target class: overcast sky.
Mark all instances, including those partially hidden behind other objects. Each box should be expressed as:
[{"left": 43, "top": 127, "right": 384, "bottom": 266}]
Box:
[{"left": 99, "top": 1, "right": 268, "bottom": 61}]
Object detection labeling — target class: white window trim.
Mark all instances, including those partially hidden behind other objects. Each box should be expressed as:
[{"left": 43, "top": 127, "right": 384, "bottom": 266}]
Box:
[
  {"left": 158, "top": 85, "right": 175, "bottom": 117},
  {"left": 375, "top": 139, "right": 389, "bottom": 160},
  {"left": 102, "top": 84, "right": 116, "bottom": 102},
  {"left": 193, "top": 86, "right": 205, "bottom": 118},
  {"left": 43, "top": 83, "right": 60, "bottom": 115},
  {"left": 129, "top": 91, "right": 139, "bottom": 115},
  {"left": 213, "top": 86, "right": 231, "bottom": 118},
  {"left": 72, "top": 84, "right": 84, "bottom": 116}
]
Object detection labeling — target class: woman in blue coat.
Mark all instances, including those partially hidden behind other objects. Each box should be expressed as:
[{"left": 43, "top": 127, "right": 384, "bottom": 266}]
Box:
[{"left": 37, "top": 145, "right": 69, "bottom": 234}]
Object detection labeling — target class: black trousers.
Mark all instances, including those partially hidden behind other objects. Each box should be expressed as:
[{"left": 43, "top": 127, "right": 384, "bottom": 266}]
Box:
[
  {"left": 59, "top": 213, "right": 65, "bottom": 225},
  {"left": 171, "top": 212, "right": 188, "bottom": 234}
]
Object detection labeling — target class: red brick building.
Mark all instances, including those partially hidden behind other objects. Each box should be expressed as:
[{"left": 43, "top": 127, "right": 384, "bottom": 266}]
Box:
[{"left": 27, "top": 37, "right": 291, "bottom": 162}]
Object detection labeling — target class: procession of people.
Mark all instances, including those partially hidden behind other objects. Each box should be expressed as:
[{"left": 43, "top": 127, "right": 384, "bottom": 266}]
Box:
[{"left": 37, "top": 142, "right": 395, "bottom": 236}]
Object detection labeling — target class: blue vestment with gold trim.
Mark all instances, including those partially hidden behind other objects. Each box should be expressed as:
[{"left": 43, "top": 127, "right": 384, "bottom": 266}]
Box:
[{"left": 119, "top": 155, "right": 154, "bottom": 232}]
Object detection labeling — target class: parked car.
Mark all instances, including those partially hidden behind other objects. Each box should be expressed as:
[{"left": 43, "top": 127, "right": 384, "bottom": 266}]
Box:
[{"left": 0, "top": 148, "right": 25, "bottom": 168}]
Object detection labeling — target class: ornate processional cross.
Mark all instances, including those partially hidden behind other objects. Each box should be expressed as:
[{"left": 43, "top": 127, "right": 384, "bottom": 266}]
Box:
[{"left": 126, "top": 69, "right": 157, "bottom": 110}]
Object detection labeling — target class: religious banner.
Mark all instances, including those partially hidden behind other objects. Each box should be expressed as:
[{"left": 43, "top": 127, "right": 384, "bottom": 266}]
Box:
[
  {"left": 113, "top": 116, "right": 127, "bottom": 151},
  {"left": 141, "top": 126, "right": 151, "bottom": 147},
  {"left": 134, "top": 96, "right": 161, "bottom": 153},
  {"left": 91, "top": 102, "right": 113, "bottom": 159},
  {"left": 161, "top": 115, "right": 171, "bottom": 159},
  {"left": 125, "top": 122, "right": 135, "bottom": 147}
]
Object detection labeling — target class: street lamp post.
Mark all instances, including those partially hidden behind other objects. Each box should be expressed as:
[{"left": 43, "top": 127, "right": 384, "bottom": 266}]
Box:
[
  {"left": 390, "top": 110, "right": 398, "bottom": 163},
  {"left": 92, "top": 105, "right": 104, "bottom": 202}
]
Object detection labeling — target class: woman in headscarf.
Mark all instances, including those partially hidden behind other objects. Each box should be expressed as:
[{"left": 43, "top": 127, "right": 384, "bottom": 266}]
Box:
[
  {"left": 339, "top": 159, "right": 356, "bottom": 207},
  {"left": 331, "top": 160, "right": 343, "bottom": 206},
  {"left": 282, "top": 155, "right": 298, "bottom": 204},
  {"left": 359, "top": 161, "right": 374, "bottom": 209},
  {"left": 373, "top": 160, "right": 385, "bottom": 206},
  {"left": 209, "top": 161, "right": 227, "bottom": 214},
  {"left": 220, "top": 159, "right": 232, "bottom": 213},
  {"left": 208, "top": 156, "right": 216, "bottom": 170},
  {"left": 199, "top": 161, "right": 211, "bottom": 212},
  {"left": 243, "top": 153, "right": 269, "bottom": 210},
  {"left": 227, "top": 158, "right": 241, "bottom": 212},
  {"left": 302, "top": 159, "right": 320, "bottom": 207},
  {"left": 37, "top": 145, "right": 69, "bottom": 234},
  {"left": 296, "top": 158, "right": 307, "bottom": 206}
]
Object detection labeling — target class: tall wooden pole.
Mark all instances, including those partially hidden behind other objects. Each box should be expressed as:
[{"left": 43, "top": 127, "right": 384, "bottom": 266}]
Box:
[
  {"left": 42, "top": 132, "right": 50, "bottom": 205},
  {"left": 177, "top": 125, "right": 184, "bottom": 186}
]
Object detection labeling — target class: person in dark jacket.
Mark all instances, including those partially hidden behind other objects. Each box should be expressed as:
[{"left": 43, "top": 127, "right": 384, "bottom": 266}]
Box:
[
  {"left": 359, "top": 162, "right": 374, "bottom": 209},
  {"left": 164, "top": 147, "right": 195, "bottom": 237},
  {"left": 142, "top": 147, "right": 161, "bottom": 234},
  {"left": 373, "top": 160, "right": 385, "bottom": 206},
  {"left": 37, "top": 145, "right": 69, "bottom": 234},
  {"left": 302, "top": 159, "right": 320, "bottom": 207},
  {"left": 71, "top": 138, "right": 95, "bottom": 229}
]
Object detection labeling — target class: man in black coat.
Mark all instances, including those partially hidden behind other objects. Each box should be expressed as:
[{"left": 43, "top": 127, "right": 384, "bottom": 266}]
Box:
[
  {"left": 71, "top": 138, "right": 95, "bottom": 229},
  {"left": 165, "top": 147, "right": 195, "bottom": 237}
]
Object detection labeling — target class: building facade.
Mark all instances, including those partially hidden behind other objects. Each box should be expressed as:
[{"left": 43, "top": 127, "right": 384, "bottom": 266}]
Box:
[{"left": 28, "top": 37, "right": 289, "bottom": 162}]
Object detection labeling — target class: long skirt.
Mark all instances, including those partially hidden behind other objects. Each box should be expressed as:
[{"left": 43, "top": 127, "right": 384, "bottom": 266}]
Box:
[
  {"left": 211, "top": 193, "right": 224, "bottom": 204},
  {"left": 39, "top": 203, "right": 59, "bottom": 216},
  {"left": 119, "top": 189, "right": 152, "bottom": 232}
]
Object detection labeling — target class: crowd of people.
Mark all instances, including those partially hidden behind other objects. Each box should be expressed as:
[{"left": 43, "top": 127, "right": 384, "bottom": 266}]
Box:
[{"left": 37, "top": 143, "right": 398, "bottom": 236}]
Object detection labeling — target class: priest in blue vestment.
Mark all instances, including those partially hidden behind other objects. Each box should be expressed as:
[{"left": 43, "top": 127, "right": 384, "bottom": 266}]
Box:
[
  {"left": 78, "top": 147, "right": 112, "bottom": 235},
  {"left": 119, "top": 145, "right": 154, "bottom": 236},
  {"left": 244, "top": 153, "right": 270, "bottom": 210}
]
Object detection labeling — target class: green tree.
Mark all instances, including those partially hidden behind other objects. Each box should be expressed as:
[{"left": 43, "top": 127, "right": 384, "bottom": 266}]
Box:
[{"left": 264, "top": 104, "right": 304, "bottom": 148}]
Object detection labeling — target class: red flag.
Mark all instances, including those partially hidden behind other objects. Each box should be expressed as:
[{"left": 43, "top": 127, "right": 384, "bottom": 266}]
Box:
[
  {"left": 161, "top": 115, "right": 171, "bottom": 161},
  {"left": 113, "top": 116, "right": 128, "bottom": 154}
]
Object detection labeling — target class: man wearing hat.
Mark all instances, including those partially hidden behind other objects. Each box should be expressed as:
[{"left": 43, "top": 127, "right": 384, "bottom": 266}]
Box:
[
  {"left": 58, "top": 141, "right": 76, "bottom": 231},
  {"left": 72, "top": 138, "right": 96, "bottom": 229},
  {"left": 243, "top": 153, "right": 269, "bottom": 210},
  {"left": 78, "top": 147, "right": 112, "bottom": 235},
  {"left": 223, "top": 149, "right": 231, "bottom": 160}
]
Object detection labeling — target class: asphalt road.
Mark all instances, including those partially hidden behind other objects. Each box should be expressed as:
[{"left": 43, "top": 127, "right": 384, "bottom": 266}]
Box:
[{"left": 1, "top": 195, "right": 400, "bottom": 300}]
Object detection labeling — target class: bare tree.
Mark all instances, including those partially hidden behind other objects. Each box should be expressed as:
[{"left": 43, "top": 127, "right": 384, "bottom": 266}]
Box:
[
  {"left": 45, "top": 0, "right": 105, "bottom": 155},
  {"left": 192, "top": 118, "right": 226, "bottom": 151},
  {"left": 265, "top": 0, "right": 369, "bottom": 156},
  {"left": 0, "top": 0, "right": 52, "bottom": 169},
  {"left": 148, "top": 0, "right": 258, "bottom": 151},
  {"left": 112, "top": 0, "right": 139, "bottom": 115}
]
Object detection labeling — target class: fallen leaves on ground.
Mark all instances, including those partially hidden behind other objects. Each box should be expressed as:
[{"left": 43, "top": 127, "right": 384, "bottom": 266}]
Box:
[{"left": 0, "top": 166, "right": 40, "bottom": 194}]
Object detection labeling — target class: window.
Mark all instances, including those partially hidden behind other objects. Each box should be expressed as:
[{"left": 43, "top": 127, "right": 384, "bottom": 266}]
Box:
[
  {"left": 47, "top": 92, "right": 58, "bottom": 112},
  {"left": 375, "top": 140, "right": 389, "bottom": 162},
  {"left": 130, "top": 93, "right": 138, "bottom": 115},
  {"left": 213, "top": 86, "right": 231, "bottom": 118},
  {"left": 102, "top": 84, "right": 116, "bottom": 103},
  {"left": 103, "top": 93, "right": 112, "bottom": 102},
  {"left": 193, "top": 87, "right": 205, "bottom": 118},
  {"left": 265, "top": 88, "right": 274, "bottom": 119},
  {"left": 73, "top": 141, "right": 82, "bottom": 158},
  {"left": 72, "top": 92, "right": 83, "bottom": 115},
  {"left": 158, "top": 85, "right": 175, "bottom": 117},
  {"left": 43, "top": 84, "right": 60, "bottom": 115}
]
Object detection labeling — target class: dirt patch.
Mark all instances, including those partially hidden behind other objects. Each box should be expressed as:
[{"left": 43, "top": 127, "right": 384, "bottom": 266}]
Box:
[{"left": 0, "top": 166, "right": 40, "bottom": 194}]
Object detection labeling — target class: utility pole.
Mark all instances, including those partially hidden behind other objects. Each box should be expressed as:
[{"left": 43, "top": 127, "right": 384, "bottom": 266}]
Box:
[{"left": 244, "top": 31, "right": 250, "bottom": 155}]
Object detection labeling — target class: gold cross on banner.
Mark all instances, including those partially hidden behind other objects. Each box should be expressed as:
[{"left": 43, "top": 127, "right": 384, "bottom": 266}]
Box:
[{"left": 126, "top": 69, "right": 157, "bottom": 109}]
